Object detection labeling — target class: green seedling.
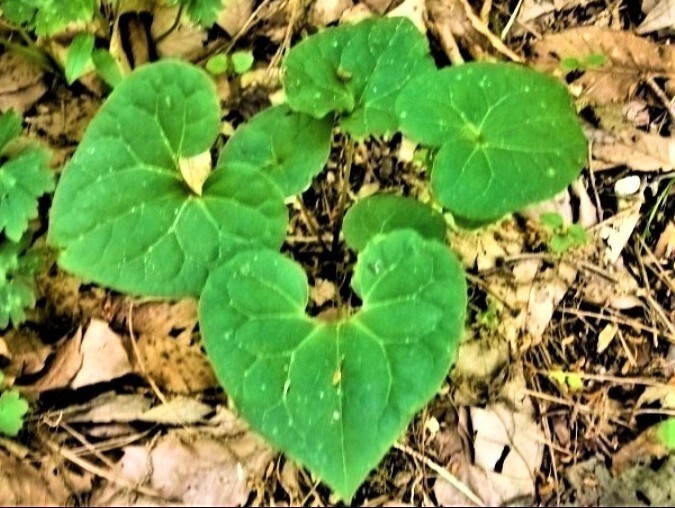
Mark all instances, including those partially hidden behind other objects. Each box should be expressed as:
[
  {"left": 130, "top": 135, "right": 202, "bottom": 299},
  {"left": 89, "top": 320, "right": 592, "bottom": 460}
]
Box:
[
  {"left": 0, "top": 372, "right": 29, "bottom": 437},
  {"left": 206, "top": 50, "right": 255, "bottom": 76},
  {"left": 561, "top": 53, "right": 607, "bottom": 71},
  {"left": 65, "top": 32, "right": 95, "bottom": 84},
  {"left": 540, "top": 212, "right": 588, "bottom": 253}
]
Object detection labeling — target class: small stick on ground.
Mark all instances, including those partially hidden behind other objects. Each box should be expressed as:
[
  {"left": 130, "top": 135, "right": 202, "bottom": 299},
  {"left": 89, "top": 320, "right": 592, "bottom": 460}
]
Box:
[
  {"left": 645, "top": 77, "right": 675, "bottom": 123},
  {"left": 394, "top": 442, "right": 485, "bottom": 507}
]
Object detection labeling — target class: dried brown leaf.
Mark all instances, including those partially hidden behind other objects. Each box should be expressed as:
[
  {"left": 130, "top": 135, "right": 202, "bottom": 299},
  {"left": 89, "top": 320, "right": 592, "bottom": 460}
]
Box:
[
  {"left": 590, "top": 128, "right": 675, "bottom": 172},
  {"left": 0, "top": 450, "right": 71, "bottom": 505},
  {"left": 637, "top": 0, "right": 675, "bottom": 34},
  {"left": 2, "top": 328, "right": 52, "bottom": 378},
  {"left": 91, "top": 419, "right": 273, "bottom": 506},
  {"left": 531, "top": 27, "right": 675, "bottom": 105},
  {"left": 0, "top": 53, "right": 46, "bottom": 114},
  {"left": 71, "top": 319, "right": 133, "bottom": 389},
  {"left": 26, "top": 328, "right": 83, "bottom": 393}
]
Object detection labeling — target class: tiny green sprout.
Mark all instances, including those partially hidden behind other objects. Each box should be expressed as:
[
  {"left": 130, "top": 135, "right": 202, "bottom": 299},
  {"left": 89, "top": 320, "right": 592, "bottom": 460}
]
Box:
[
  {"left": 476, "top": 298, "right": 500, "bottom": 332},
  {"left": 206, "top": 54, "right": 230, "bottom": 75},
  {"left": 65, "top": 33, "right": 95, "bottom": 85},
  {"left": 230, "top": 51, "right": 254, "bottom": 74},
  {"left": 0, "top": 371, "right": 29, "bottom": 437},
  {"left": 540, "top": 212, "right": 588, "bottom": 253},
  {"left": 561, "top": 53, "right": 607, "bottom": 71},
  {"left": 548, "top": 369, "right": 584, "bottom": 392}
]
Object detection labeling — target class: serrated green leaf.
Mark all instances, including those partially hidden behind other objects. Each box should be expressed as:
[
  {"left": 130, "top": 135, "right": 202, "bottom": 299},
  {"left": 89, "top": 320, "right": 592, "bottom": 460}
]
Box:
[
  {"left": 0, "top": 390, "right": 29, "bottom": 436},
  {"left": 283, "top": 17, "right": 434, "bottom": 138},
  {"left": 397, "top": 63, "right": 587, "bottom": 223},
  {"left": 343, "top": 194, "right": 446, "bottom": 252},
  {"left": 231, "top": 50, "right": 254, "bottom": 74},
  {"left": 65, "top": 33, "right": 95, "bottom": 85},
  {"left": 171, "top": 0, "right": 222, "bottom": 26},
  {"left": 0, "top": 111, "right": 22, "bottom": 154},
  {"left": 49, "top": 61, "right": 288, "bottom": 297},
  {"left": 0, "top": 238, "right": 41, "bottom": 329},
  {"left": 1, "top": 0, "right": 95, "bottom": 36},
  {"left": 0, "top": 147, "right": 54, "bottom": 242},
  {"left": 200, "top": 230, "right": 467, "bottom": 499},
  {"left": 218, "top": 105, "right": 332, "bottom": 197},
  {"left": 92, "top": 49, "right": 124, "bottom": 88}
]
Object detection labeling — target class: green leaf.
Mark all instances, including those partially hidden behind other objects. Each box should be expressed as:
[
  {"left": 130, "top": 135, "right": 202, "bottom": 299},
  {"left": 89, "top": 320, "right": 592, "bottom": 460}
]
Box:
[
  {"left": 0, "top": 390, "right": 29, "bottom": 437},
  {"left": 218, "top": 105, "right": 332, "bottom": 197},
  {"left": 0, "top": 146, "right": 54, "bottom": 243},
  {"left": 343, "top": 194, "right": 446, "bottom": 252},
  {"left": 283, "top": 17, "right": 434, "bottom": 138},
  {"left": 92, "top": 49, "right": 125, "bottom": 88},
  {"left": 49, "top": 61, "right": 288, "bottom": 298},
  {"left": 0, "top": 111, "right": 22, "bottom": 154},
  {"left": 540, "top": 212, "right": 564, "bottom": 231},
  {"left": 397, "top": 63, "right": 587, "bottom": 223},
  {"left": 200, "top": 230, "right": 467, "bottom": 499},
  {"left": 657, "top": 418, "right": 675, "bottom": 450},
  {"left": 231, "top": 50, "right": 254, "bottom": 74},
  {"left": 206, "top": 54, "right": 230, "bottom": 75},
  {"left": 0, "top": 238, "right": 41, "bottom": 329},
  {"left": 65, "top": 33, "right": 95, "bottom": 85},
  {"left": 0, "top": 0, "right": 95, "bottom": 36},
  {"left": 171, "top": 0, "right": 222, "bottom": 26}
]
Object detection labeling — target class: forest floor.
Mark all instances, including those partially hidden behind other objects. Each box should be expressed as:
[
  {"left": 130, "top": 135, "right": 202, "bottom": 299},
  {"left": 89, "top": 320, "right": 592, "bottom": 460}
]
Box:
[{"left": 1, "top": 0, "right": 674, "bottom": 506}]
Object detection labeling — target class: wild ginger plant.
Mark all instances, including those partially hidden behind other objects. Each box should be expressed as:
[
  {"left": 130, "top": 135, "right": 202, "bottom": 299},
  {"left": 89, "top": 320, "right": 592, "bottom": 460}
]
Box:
[{"left": 48, "top": 17, "right": 587, "bottom": 500}]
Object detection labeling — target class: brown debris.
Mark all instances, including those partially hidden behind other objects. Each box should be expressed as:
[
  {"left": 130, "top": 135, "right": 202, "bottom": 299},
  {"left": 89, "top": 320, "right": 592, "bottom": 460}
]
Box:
[{"left": 531, "top": 26, "right": 675, "bottom": 105}]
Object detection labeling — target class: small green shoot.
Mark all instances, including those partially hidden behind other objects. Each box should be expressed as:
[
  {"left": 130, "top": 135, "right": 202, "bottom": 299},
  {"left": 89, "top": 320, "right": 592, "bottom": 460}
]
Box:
[
  {"left": 540, "top": 212, "right": 588, "bottom": 253},
  {"left": 561, "top": 53, "right": 607, "bottom": 71},
  {"left": 548, "top": 369, "right": 584, "bottom": 392},
  {"left": 91, "top": 49, "right": 125, "bottom": 88},
  {"left": 65, "top": 33, "right": 95, "bottom": 84},
  {"left": 0, "top": 371, "right": 29, "bottom": 437}
]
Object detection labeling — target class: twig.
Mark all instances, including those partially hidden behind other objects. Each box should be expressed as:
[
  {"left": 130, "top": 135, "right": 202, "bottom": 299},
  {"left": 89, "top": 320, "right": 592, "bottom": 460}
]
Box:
[
  {"left": 394, "top": 442, "right": 485, "bottom": 507},
  {"left": 127, "top": 302, "right": 168, "bottom": 405},
  {"left": 645, "top": 76, "right": 675, "bottom": 123},
  {"left": 458, "top": 0, "right": 523, "bottom": 62},
  {"left": 500, "top": 0, "right": 524, "bottom": 40},
  {"left": 40, "top": 436, "right": 163, "bottom": 499}
]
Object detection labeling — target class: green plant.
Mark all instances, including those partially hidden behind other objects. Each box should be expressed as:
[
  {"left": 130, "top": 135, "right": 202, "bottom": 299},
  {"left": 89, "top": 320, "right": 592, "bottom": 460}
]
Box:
[
  {"left": 48, "top": 17, "right": 587, "bottom": 500},
  {"left": 540, "top": 212, "right": 588, "bottom": 253},
  {"left": 0, "top": 111, "right": 53, "bottom": 329},
  {"left": 206, "top": 50, "right": 255, "bottom": 76},
  {"left": 0, "top": 371, "right": 29, "bottom": 437},
  {"left": 48, "top": 61, "right": 331, "bottom": 296}
]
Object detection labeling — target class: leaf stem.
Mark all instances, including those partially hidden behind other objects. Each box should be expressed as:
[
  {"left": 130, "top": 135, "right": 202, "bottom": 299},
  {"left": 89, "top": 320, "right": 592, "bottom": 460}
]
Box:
[
  {"left": 155, "top": 4, "right": 184, "bottom": 44},
  {"left": 296, "top": 196, "right": 330, "bottom": 253},
  {"left": 331, "top": 138, "right": 354, "bottom": 256}
]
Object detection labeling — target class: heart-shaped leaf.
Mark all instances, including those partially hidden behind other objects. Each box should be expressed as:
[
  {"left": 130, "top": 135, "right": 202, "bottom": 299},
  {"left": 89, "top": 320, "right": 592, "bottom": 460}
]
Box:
[
  {"left": 397, "top": 63, "right": 587, "bottom": 223},
  {"left": 200, "top": 230, "right": 466, "bottom": 499},
  {"left": 343, "top": 194, "right": 447, "bottom": 251},
  {"left": 49, "top": 61, "right": 288, "bottom": 297},
  {"left": 283, "top": 17, "right": 434, "bottom": 138},
  {"left": 218, "top": 105, "right": 333, "bottom": 197}
]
